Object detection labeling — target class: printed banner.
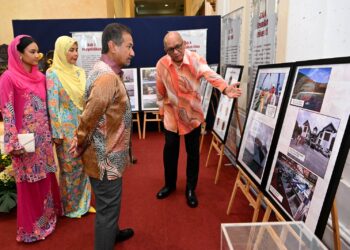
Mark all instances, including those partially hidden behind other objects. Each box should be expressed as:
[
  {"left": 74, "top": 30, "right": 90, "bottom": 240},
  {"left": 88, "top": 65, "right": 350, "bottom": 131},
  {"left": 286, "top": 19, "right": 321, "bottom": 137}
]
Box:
[
  {"left": 221, "top": 8, "right": 242, "bottom": 71},
  {"left": 248, "top": 0, "right": 278, "bottom": 109},
  {"left": 71, "top": 32, "right": 102, "bottom": 75},
  {"left": 175, "top": 29, "right": 207, "bottom": 59}
]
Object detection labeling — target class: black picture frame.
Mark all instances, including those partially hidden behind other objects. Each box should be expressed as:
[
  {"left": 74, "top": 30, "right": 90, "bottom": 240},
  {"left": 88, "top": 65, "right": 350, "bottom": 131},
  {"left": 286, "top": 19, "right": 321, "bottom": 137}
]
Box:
[
  {"left": 236, "top": 63, "right": 295, "bottom": 185},
  {"left": 140, "top": 67, "right": 158, "bottom": 111},
  {"left": 264, "top": 57, "right": 350, "bottom": 237},
  {"left": 212, "top": 65, "right": 243, "bottom": 143},
  {"left": 201, "top": 64, "right": 219, "bottom": 120},
  {"left": 122, "top": 68, "right": 139, "bottom": 112}
]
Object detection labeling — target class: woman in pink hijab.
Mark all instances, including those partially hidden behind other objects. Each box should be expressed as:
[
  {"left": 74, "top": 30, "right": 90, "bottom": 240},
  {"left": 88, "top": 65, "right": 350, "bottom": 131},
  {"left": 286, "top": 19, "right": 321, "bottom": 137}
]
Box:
[{"left": 0, "top": 35, "right": 61, "bottom": 243}]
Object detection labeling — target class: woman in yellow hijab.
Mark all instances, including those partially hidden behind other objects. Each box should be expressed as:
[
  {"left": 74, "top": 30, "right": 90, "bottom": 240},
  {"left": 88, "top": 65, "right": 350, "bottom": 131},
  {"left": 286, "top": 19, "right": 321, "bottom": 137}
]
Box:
[{"left": 46, "top": 36, "right": 94, "bottom": 218}]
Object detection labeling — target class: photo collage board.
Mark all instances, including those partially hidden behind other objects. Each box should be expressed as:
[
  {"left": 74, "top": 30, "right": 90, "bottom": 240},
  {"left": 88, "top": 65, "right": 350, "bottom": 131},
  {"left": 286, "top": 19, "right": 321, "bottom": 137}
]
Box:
[
  {"left": 140, "top": 67, "right": 158, "bottom": 111},
  {"left": 212, "top": 65, "right": 243, "bottom": 143},
  {"left": 262, "top": 57, "right": 350, "bottom": 237},
  {"left": 122, "top": 68, "right": 139, "bottom": 112},
  {"left": 237, "top": 63, "right": 293, "bottom": 184},
  {"left": 200, "top": 64, "right": 219, "bottom": 120}
]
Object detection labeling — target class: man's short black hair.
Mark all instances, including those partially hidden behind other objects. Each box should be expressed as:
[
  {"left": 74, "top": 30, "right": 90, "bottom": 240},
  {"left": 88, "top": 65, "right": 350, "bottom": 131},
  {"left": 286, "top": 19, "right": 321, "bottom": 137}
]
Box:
[{"left": 101, "top": 23, "right": 132, "bottom": 54}]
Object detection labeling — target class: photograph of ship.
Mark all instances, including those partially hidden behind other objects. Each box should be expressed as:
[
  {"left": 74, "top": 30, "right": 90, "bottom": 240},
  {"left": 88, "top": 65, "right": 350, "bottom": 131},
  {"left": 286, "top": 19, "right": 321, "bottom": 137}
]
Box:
[
  {"left": 251, "top": 72, "right": 286, "bottom": 117},
  {"left": 242, "top": 119, "right": 274, "bottom": 179},
  {"left": 269, "top": 152, "right": 317, "bottom": 222},
  {"left": 291, "top": 67, "right": 331, "bottom": 112},
  {"left": 288, "top": 109, "right": 340, "bottom": 178}
]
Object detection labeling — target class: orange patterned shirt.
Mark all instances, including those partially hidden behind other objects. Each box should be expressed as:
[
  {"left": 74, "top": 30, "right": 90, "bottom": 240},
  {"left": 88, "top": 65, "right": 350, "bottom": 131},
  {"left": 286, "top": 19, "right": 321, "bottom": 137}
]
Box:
[{"left": 156, "top": 50, "right": 228, "bottom": 135}]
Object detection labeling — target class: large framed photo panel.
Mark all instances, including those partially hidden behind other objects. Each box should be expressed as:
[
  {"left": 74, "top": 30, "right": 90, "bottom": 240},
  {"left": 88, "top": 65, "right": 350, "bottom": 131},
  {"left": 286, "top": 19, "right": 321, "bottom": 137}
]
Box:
[
  {"left": 140, "top": 67, "right": 158, "bottom": 111},
  {"left": 237, "top": 63, "right": 294, "bottom": 184},
  {"left": 212, "top": 65, "right": 243, "bottom": 142},
  {"left": 201, "top": 64, "right": 219, "bottom": 119},
  {"left": 122, "top": 68, "right": 139, "bottom": 111},
  {"left": 265, "top": 57, "right": 350, "bottom": 237}
]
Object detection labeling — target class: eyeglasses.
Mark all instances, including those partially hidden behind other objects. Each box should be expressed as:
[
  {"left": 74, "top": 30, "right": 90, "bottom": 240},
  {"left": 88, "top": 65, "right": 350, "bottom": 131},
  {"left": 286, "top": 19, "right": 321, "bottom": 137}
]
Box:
[{"left": 166, "top": 42, "right": 183, "bottom": 54}]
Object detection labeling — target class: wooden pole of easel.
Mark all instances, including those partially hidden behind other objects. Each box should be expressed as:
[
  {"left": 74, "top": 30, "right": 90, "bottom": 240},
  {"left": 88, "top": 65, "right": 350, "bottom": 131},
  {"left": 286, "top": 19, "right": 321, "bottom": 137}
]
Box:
[
  {"left": 226, "top": 167, "right": 263, "bottom": 222},
  {"left": 132, "top": 112, "right": 142, "bottom": 139},
  {"left": 142, "top": 111, "right": 161, "bottom": 139},
  {"left": 331, "top": 199, "right": 341, "bottom": 250}
]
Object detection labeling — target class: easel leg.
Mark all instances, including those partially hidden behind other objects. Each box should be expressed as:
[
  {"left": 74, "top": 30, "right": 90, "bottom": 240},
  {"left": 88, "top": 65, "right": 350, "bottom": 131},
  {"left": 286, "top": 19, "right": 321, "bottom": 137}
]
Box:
[
  {"left": 214, "top": 144, "right": 224, "bottom": 184},
  {"left": 142, "top": 112, "right": 147, "bottom": 139},
  {"left": 227, "top": 172, "right": 241, "bottom": 214},
  {"left": 331, "top": 200, "right": 341, "bottom": 250}
]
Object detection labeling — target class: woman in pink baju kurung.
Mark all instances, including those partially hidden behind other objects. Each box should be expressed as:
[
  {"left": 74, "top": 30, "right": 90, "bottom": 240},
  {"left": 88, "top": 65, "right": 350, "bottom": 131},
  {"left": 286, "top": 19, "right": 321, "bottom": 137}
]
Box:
[{"left": 0, "top": 35, "right": 61, "bottom": 243}]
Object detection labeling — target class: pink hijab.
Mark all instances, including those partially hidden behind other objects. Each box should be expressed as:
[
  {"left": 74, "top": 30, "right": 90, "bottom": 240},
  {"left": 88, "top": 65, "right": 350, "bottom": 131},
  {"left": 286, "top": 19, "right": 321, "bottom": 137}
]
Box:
[{"left": 2, "top": 35, "right": 46, "bottom": 100}]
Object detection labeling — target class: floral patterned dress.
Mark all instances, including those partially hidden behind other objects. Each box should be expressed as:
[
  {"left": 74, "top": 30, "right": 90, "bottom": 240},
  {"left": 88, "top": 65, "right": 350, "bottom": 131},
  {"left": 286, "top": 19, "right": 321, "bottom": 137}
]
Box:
[
  {"left": 46, "top": 70, "right": 91, "bottom": 218},
  {"left": 0, "top": 72, "right": 62, "bottom": 242}
]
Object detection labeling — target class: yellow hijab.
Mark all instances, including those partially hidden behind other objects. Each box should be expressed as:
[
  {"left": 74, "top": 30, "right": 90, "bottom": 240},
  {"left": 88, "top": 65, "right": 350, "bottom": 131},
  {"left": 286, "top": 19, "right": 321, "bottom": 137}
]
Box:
[{"left": 49, "top": 36, "right": 86, "bottom": 110}]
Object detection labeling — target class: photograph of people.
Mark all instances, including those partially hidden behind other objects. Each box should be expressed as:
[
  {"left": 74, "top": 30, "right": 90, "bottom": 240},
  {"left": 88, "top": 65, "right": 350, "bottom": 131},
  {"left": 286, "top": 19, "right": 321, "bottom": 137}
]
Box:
[
  {"left": 0, "top": 35, "right": 62, "bottom": 242},
  {"left": 252, "top": 72, "right": 285, "bottom": 117},
  {"left": 46, "top": 36, "right": 95, "bottom": 218}
]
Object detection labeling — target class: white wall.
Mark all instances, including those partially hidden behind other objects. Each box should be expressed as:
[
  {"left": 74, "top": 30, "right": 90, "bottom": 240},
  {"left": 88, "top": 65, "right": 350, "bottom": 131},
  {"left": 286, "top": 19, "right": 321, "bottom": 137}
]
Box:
[{"left": 217, "top": 0, "right": 350, "bottom": 249}]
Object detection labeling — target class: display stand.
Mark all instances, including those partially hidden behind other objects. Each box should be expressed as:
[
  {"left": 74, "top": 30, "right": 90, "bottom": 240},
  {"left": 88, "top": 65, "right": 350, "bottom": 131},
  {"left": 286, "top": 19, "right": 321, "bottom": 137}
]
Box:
[
  {"left": 205, "top": 132, "right": 225, "bottom": 184},
  {"left": 142, "top": 111, "right": 161, "bottom": 139},
  {"left": 221, "top": 221, "right": 327, "bottom": 250},
  {"left": 226, "top": 167, "right": 263, "bottom": 222},
  {"left": 261, "top": 196, "right": 285, "bottom": 222},
  {"left": 199, "top": 122, "right": 206, "bottom": 153},
  {"left": 132, "top": 112, "right": 142, "bottom": 139},
  {"left": 331, "top": 200, "right": 341, "bottom": 250}
]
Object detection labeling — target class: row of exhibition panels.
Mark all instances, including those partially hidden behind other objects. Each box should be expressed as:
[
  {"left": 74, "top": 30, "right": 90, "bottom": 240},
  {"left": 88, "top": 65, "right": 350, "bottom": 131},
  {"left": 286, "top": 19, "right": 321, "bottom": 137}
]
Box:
[
  {"left": 122, "top": 56, "right": 350, "bottom": 238},
  {"left": 205, "top": 56, "right": 350, "bottom": 240}
]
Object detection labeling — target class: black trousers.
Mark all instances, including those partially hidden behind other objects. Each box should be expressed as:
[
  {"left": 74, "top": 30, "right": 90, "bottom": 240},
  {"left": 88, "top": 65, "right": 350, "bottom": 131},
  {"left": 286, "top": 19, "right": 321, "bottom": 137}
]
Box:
[{"left": 163, "top": 125, "right": 201, "bottom": 191}]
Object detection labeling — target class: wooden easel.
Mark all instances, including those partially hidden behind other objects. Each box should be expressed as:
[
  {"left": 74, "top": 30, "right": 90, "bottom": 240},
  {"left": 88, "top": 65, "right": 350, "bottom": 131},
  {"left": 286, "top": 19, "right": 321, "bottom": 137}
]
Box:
[
  {"left": 226, "top": 167, "right": 263, "bottom": 222},
  {"left": 204, "top": 101, "right": 243, "bottom": 184},
  {"left": 142, "top": 111, "right": 161, "bottom": 139},
  {"left": 205, "top": 132, "right": 225, "bottom": 184},
  {"left": 132, "top": 112, "right": 142, "bottom": 139},
  {"left": 261, "top": 196, "right": 285, "bottom": 222}
]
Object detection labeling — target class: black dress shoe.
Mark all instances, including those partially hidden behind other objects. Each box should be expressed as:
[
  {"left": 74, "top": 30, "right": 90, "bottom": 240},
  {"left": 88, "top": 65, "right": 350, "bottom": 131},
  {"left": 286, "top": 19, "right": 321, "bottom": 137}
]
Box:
[
  {"left": 186, "top": 190, "right": 198, "bottom": 208},
  {"left": 116, "top": 228, "right": 134, "bottom": 243},
  {"left": 156, "top": 186, "right": 175, "bottom": 199}
]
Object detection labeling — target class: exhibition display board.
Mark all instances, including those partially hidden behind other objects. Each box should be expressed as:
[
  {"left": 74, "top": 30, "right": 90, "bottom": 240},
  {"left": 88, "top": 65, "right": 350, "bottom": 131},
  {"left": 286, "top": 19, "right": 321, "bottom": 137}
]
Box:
[
  {"left": 201, "top": 64, "right": 219, "bottom": 120},
  {"left": 237, "top": 63, "right": 293, "bottom": 184},
  {"left": 212, "top": 65, "right": 243, "bottom": 143},
  {"left": 140, "top": 67, "right": 158, "bottom": 111},
  {"left": 122, "top": 68, "right": 139, "bottom": 112},
  {"left": 265, "top": 57, "right": 350, "bottom": 236}
]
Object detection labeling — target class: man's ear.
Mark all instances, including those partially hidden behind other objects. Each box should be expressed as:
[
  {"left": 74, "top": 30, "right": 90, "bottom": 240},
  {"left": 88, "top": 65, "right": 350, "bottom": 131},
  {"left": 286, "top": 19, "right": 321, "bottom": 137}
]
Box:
[{"left": 108, "top": 40, "right": 116, "bottom": 53}]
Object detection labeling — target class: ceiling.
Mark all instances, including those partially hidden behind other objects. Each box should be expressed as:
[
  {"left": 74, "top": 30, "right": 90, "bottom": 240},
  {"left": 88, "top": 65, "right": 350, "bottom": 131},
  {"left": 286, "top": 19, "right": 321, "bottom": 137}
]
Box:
[{"left": 134, "top": 0, "right": 184, "bottom": 17}]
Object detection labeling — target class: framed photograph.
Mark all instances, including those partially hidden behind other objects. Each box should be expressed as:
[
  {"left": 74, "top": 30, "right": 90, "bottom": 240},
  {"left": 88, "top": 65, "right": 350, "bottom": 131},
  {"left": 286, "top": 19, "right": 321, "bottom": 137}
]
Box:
[
  {"left": 201, "top": 64, "right": 219, "bottom": 120},
  {"left": 265, "top": 57, "right": 350, "bottom": 237},
  {"left": 237, "top": 63, "right": 294, "bottom": 184},
  {"left": 212, "top": 65, "right": 243, "bottom": 142},
  {"left": 140, "top": 67, "right": 158, "bottom": 111},
  {"left": 122, "top": 68, "right": 139, "bottom": 111}
]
